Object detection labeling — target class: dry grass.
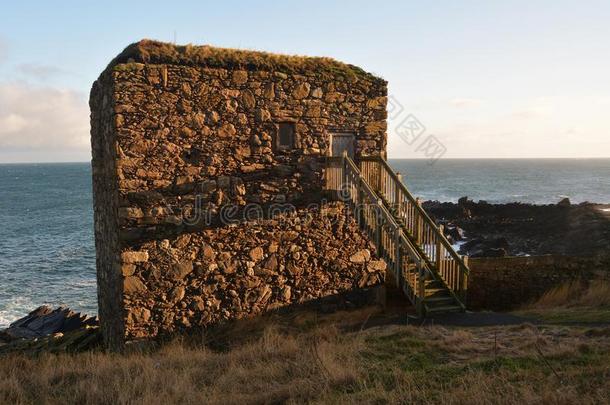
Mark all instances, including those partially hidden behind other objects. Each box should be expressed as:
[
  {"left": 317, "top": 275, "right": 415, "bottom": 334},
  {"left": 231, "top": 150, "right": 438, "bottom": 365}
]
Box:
[
  {"left": 108, "top": 39, "right": 382, "bottom": 82},
  {"left": 529, "top": 279, "right": 610, "bottom": 309},
  {"left": 1, "top": 307, "right": 610, "bottom": 404}
]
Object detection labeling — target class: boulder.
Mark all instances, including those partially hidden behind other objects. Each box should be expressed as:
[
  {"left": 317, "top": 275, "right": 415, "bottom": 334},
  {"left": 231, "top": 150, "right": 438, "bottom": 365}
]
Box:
[{"left": 445, "top": 225, "right": 465, "bottom": 241}]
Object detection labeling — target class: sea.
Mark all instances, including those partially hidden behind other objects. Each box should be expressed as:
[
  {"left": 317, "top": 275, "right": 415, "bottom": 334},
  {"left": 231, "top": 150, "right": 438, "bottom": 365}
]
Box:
[{"left": 1, "top": 158, "right": 609, "bottom": 327}]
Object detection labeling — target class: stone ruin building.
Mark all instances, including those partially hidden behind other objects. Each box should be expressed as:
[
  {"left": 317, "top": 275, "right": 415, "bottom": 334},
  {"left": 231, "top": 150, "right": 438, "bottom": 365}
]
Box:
[
  {"left": 91, "top": 40, "right": 469, "bottom": 351},
  {"left": 90, "top": 40, "right": 392, "bottom": 350}
]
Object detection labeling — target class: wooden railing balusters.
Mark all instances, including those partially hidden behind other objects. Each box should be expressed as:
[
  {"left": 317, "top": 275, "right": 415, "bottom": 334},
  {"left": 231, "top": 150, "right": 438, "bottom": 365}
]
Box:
[{"left": 324, "top": 155, "right": 468, "bottom": 314}]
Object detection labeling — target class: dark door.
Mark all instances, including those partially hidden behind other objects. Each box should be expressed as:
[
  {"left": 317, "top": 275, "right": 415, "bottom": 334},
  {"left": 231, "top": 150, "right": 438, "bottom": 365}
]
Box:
[{"left": 330, "top": 133, "right": 355, "bottom": 158}]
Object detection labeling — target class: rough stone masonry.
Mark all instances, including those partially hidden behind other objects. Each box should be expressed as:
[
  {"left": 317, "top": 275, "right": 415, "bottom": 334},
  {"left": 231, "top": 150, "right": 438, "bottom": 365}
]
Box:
[{"left": 90, "top": 40, "right": 388, "bottom": 350}]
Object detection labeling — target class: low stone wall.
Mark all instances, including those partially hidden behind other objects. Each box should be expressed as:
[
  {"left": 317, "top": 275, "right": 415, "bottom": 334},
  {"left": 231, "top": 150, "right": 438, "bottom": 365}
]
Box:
[{"left": 467, "top": 255, "right": 610, "bottom": 310}]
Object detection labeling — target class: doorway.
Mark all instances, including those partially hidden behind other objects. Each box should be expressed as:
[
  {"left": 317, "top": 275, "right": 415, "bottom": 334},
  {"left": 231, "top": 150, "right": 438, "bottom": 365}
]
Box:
[{"left": 330, "top": 133, "right": 355, "bottom": 158}]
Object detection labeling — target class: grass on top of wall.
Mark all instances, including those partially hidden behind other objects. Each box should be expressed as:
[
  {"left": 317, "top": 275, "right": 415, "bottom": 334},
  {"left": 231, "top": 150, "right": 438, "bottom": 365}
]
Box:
[{"left": 107, "top": 39, "right": 384, "bottom": 82}]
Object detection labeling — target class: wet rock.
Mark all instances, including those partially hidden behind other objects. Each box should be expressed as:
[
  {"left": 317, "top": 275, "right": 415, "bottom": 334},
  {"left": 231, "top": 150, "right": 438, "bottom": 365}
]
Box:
[
  {"left": 425, "top": 199, "right": 610, "bottom": 257},
  {"left": 0, "top": 306, "right": 98, "bottom": 341},
  {"left": 458, "top": 196, "right": 472, "bottom": 206},
  {"left": 445, "top": 225, "right": 465, "bottom": 241}
]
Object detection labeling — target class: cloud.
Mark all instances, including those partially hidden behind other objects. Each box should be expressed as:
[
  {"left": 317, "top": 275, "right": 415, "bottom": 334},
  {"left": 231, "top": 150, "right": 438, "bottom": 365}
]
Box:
[
  {"left": 0, "top": 82, "right": 90, "bottom": 155},
  {"left": 510, "top": 97, "right": 555, "bottom": 119},
  {"left": 449, "top": 98, "right": 483, "bottom": 108},
  {"left": 17, "top": 63, "right": 67, "bottom": 80}
]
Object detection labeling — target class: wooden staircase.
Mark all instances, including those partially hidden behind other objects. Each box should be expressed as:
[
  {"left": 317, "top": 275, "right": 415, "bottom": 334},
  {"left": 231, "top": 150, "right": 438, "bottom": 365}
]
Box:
[{"left": 326, "top": 154, "right": 470, "bottom": 316}]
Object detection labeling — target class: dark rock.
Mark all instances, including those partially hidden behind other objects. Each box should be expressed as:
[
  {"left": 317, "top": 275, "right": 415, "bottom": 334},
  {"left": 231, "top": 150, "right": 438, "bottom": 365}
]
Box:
[
  {"left": 445, "top": 225, "right": 465, "bottom": 241},
  {"left": 457, "top": 196, "right": 472, "bottom": 206},
  {"left": 424, "top": 199, "right": 610, "bottom": 257},
  {"left": 0, "top": 306, "right": 98, "bottom": 341},
  {"left": 471, "top": 247, "right": 507, "bottom": 258}
]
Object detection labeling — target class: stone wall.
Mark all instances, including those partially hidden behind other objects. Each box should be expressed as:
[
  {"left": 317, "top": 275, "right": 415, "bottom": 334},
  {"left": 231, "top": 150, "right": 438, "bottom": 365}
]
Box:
[
  {"left": 90, "top": 73, "right": 124, "bottom": 350},
  {"left": 122, "top": 203, "right": 386, "bottom": 339},
  {"left": 467, "top": 255, "right": 610, "bottom": 310},
  {"left": 90, "top": 41, "right": 388, "bottom": 349}
]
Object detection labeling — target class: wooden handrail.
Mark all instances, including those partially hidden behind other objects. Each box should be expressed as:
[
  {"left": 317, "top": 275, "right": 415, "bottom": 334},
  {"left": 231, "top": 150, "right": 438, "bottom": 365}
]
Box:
[
  {"left": 358, "top": 156, "right": 469, "bottom": 309},
  {"left": 337, "top": 154, "right": 432, "bottom": 310},
  {"left": 361, "top": 156, "right": 470, "bottom": 275},
  {"left": 325, "top": 154, "right": 467, "bottom": 313},
  {"left": 342, "top": 155, "right": 426, "bottom": 267}
]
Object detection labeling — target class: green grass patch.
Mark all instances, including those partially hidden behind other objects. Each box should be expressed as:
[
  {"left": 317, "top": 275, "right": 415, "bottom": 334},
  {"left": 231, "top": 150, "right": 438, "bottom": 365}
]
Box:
[{"left": 518, "top": 306, "right": 610, "bottom": 324}]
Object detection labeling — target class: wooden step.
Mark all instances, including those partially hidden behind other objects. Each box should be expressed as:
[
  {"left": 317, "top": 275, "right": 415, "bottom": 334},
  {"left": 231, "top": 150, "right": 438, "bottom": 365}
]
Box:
[
  {"left": 425, "top": 280, "right": 445, "bottom": 289},
  {"left": 423, "top": 296, "right": 456, "bottom": 306},
  {"left": 425, "top": 304, "right": 463, "bottom": 314},
  {"left": 413, "top": 278, "right": 445, "bottom": 289},
  {"left": 424, "top": 287, "right": 451, "bottom": 298}
]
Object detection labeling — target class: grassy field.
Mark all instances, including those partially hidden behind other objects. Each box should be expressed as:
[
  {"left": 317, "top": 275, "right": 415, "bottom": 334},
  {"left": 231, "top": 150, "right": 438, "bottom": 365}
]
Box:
[{"left": 1, "top": 282, "right": 610, "bottom": 404}]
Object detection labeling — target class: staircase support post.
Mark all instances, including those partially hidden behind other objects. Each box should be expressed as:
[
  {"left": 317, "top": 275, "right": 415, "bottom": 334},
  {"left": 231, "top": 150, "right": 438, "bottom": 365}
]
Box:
[
  {"left": 415, "top": 198, "right": 423, "bottom": 244},
  {"left": 461, "top": 256, "right": 469, "bottom": 302},
  {"left": 357, "top": 176, "right": 364, "bottom": 227},
  {"left": 375, "top": 199, "right": 383, "bottom": 253},
  {"left": 395, "top": 229, "right": 403, "bottom": 290},
  {"left": 395, "top": 172, "right": 402, "bottom": 217},
  {"left": 376, "top": 159, "right": 382, "bottom": 194},
  {"left": 417, "top": 262, "right": 426, "bottom": 317},
  {"left": 436, "top": 224, "right": 444, "bottom": 273}
]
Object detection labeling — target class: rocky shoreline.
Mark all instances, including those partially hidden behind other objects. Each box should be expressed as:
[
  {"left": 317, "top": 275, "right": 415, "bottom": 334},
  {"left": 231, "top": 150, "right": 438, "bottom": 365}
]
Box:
[
  {"left": 424, "top": 197, "right": 610, "bottom": 257},
  {"left": 0, "top": 306, "right": 100, "bottom": 354}
]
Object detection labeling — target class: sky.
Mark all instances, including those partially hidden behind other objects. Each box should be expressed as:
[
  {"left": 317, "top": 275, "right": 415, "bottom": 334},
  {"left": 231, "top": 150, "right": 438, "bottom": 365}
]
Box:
[{"left": 1, "top": 0, "right": 609, "bottom": 162}]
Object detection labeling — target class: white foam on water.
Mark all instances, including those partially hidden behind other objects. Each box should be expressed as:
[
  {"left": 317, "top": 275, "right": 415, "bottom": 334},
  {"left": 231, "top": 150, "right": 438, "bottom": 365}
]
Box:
[
  {"left": 600, "top": 208, "right": 610, "bottom": 212},
  {"left": 0, "top": 296, "right": 41, "bottom": 328},
  {"left": 451, "top": 240, "right": 466, "bottom": 252}
]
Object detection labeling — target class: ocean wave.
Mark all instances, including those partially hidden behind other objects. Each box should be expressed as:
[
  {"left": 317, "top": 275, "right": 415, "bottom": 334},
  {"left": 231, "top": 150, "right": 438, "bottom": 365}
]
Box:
[{"left": 0, "top": 296, "right": 41, "bottom": 328}]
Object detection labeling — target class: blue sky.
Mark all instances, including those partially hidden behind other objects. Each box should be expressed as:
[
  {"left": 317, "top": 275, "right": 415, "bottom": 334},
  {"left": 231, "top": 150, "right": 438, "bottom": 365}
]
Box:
[{"left": 1, "top": 0, "right": 609, "bottom": 162}]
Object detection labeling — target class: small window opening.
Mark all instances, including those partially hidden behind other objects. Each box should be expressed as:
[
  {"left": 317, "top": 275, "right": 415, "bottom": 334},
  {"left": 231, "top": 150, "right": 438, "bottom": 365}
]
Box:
[{"left": 276, "top": 123, "right": 295, "bottom": 151}]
